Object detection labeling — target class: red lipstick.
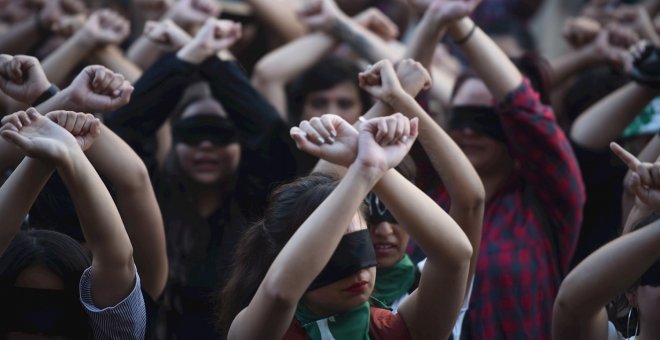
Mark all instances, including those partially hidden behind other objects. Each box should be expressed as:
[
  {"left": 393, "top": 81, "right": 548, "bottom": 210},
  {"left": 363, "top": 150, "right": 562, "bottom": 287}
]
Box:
[{"left": 344, "top": 281, "right": 368, "bottom": 293}]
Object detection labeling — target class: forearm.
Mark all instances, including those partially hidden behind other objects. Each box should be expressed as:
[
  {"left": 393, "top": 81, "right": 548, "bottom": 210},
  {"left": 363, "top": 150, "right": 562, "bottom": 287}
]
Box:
[
  {"left": 247, "top": 0, "right": 306, "bottom": 42},
  {"left": 0, "top": 157, "right": 54, "bottom": 255},
  {"left": 550, "top": 45, "right": 601, "bottom": 89},
  {"left": 448, "top": 18, "right": 522, "bottom": 100},
  {"left": 42, "top": 33, "right": 97, "bottom": 87},
  {"left": 88, "top": 45, "right": 143, "bottom": 83},
  {"left": 331, "top": 14, "right": 399, "bottom": 63},
  {"left": 555, "top": 218, "right": 660, "bottom": 325},
  {"left": 126, "top": 36, "right": 166, "bottom": 70},
  {"left": 85, "top": 125, "right": 167, "bottom": 299},
  {"left": 57, "top": 149, "right": 132, "bottom": 264},
  {"left": 262, "top": 164, "right": 380, "bottom": 303},
  {"left": 404, "top": 8, "right": 447, "bottom": 70},
  {"left": 0, "top": 15, "right": 42, "bottom": 55},
  {"left": 570, "top": 83, "right": 658, "bottom": 150},
  {"left": 372, "top": 169, "right": 472, "bottom": 268}
]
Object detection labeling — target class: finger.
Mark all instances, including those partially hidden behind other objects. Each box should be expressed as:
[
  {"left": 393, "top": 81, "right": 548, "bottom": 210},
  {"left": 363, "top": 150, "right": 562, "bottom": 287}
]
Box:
[
  {"left": 320, "top": 114, "right": 337, "bottom": 138},
  {"left": 71, "top": 112, "right": 86, "bottom": 135},
  {"left": 108, "top": 73, "right": 125, "bottom": 96},
  {"left": 630, "top": 172, "right": 652, "bottom": 205},
  {"left": 299, "top": 120, "right": 325, "bottom": 145},
  {"left": 394, "top": 113, "right": 410, "bottom": 143},
  {"left": 16, "top": 110, "right": 31, "bottom": 127},
  {"left": 375, "top": 117, "right": 388, "bottom": 143},
  {"left": 610, "top": 142, "right": 640, "bottom": 170},
  {"left": 63, "top": 111, "right": 77, "bottom": 131},
  {"left": 309, "top": 116, "right": 333, "bottom": 143},
  {"left": 382, "top": 116, "right": 398, "bottom": 145},
  {"left": 290, "top": 127, "right": 322, "bottom": 155}
]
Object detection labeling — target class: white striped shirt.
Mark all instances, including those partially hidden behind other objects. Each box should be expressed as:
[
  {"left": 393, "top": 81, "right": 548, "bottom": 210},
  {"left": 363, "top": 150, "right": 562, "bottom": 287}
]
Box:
[{"left": 79, "top": 267, "right": 146, "bottom": 339}]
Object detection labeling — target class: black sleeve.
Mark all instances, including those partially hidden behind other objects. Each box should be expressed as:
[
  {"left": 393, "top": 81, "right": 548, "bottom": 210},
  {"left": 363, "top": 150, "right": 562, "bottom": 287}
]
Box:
[
  {"left": 103, "top": 53, "right": 199, "bottom": 176},
  {"left": 199, "top": 58, "right": 298, "bottom": 213}
]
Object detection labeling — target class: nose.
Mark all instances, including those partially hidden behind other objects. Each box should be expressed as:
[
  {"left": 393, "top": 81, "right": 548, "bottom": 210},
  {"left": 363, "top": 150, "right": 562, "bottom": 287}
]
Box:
[
  {"left": 198, "top": 140, "right": 214, "bottom": 148},
  {"left": 373, "top": 221, "right": 394, "bottom": 236}
]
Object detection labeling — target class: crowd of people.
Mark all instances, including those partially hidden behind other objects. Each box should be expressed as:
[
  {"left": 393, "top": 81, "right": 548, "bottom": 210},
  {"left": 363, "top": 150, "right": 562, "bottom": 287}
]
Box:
[{"left": 0, "top": 0, "right": 659, "bottom": 339}]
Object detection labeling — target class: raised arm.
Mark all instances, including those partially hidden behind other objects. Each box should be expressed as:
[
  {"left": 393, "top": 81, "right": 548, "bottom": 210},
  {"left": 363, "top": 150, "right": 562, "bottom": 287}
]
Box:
[
  {"left": 229, "top": 113, "right": 418, "bottom": 340},
  {"left": 388, "top": 59, "right": 484, "bottom": 294},
  {"left": 0, "top": 110, "right": 55, "bottom": 255},
  {"left": 553, "top": 145, "right": 660, "bottom": 340},
  {"left": 1, "top": 109, "right": 136, "bottom": 308},
  {"left": 251, "top": 32, "right": 336, "bottom": 117},
  {"left": 0, "top": 55, "right": 53, "bottom": 109},
  {"left": 570, "top": 82, "right": 659, "bottom": 150},
  {"left": 246, "top": 0, "right": 306, "bottom": 42},
  {"left": 41, "top": 9, "right": 130, "bottom": 87},
  {"left": 126, "top": 19, "right": 192, "bottom": 71}
]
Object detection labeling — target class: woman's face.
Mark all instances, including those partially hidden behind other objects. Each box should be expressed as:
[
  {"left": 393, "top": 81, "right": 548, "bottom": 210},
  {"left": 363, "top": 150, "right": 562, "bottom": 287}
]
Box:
[
  {"left": 302, "top": 213, "right": 376, "bottom": 316},
  {"left": 6, "top": 265, "right": 66, "bottom": 340},
  {"left": 301, "top": 81, "right": 362, "bottom": 124},
  {"left": 449, "top": 79, "right": 513, "bottom": 175},
  {"left": 369, "top": 221, "right": 410, "bottom": 268},
  {"left": 175, "top": 99, "right": 241, "bottom": 186}
]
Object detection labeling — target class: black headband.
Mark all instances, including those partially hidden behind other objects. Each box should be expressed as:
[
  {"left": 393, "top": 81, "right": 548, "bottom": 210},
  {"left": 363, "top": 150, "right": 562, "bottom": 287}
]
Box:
[
  {"left": 171, "top": 114, "right": 238, "bottom": 146},
  {"left": 308, "top": 229, "right": 377, "bottom": 291},
  {"left": 449, "top": 105, "right": 507, "bottom": 143},
  {"left": 0, "top": 286, "right": 89, "bottom": 337},
  {"left": 364, "top": 192, "right": 397, "bottom": 225}
]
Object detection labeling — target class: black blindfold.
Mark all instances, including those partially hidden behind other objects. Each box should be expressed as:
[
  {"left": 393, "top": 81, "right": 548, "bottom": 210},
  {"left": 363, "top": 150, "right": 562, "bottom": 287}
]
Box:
[
  {"left": 308, "top": 229, "right": 377, "bottom": 291},
  {"left": 172, "top": 114, "right": 238, "bottom": 146},
  {"left": 449, "top": 106, "right": 507, "bottom": 143}
]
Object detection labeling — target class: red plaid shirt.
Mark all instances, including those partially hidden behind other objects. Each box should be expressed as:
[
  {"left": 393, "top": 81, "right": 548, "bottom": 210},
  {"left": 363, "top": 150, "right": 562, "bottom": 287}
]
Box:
[{"left": 416, "top": 79, "right": 585, "bottom": 339}]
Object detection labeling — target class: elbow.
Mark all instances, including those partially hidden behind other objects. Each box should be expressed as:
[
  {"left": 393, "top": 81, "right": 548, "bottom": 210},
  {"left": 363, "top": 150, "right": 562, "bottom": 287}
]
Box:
[
  {"left": 120, "top": 157, "right": 152, "bottom": 192},
  {"left": 260, "top": 275, "right": 299, "bottom": 310},
  {"left": 251, "top": 60, "right": 276, "bottom": 88}
]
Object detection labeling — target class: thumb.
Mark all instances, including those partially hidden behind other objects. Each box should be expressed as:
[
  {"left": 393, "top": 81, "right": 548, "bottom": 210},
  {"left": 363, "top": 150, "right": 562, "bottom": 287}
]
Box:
[{"left": 631, "top": 172, "right": 652, "bottom": 206}]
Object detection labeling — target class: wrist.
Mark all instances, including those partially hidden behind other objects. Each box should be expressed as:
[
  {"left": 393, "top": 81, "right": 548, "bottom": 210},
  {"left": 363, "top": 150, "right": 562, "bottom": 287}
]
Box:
[
  {"left": 385, "top": 90, "right": 414, "bottom": 111},
  {"left": 447, "top": 17, "right": 474, "bottom": 42},
  {"left": 346, "top": 161, "right": 384, "bottom": 186},
  {"left": 177, "top": 42, "right": 211, "bottom": 64},
  {"left": 31, "top": 84, "right": 59, "bottom": 107},
  {"left": 73, "top": 30, "right": 100, "bottom": 52}
]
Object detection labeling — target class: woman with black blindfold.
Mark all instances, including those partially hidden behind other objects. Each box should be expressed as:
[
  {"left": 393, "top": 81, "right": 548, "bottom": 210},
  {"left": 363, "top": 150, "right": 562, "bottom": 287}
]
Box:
[
  {"left": 553, "top": 143, "right": 660, "bottom": 340},
  {"left": 102, "top": 18, "right": 297, "bottom": 338},
  {"left": 220, "top": 59, "right": 472, "bottom": 340},
  {"left": 410, "top": 1, "right": 586, "bottom": 339},
  {"left": 0, "top": 109, "right": 145, "bottom": 339}
]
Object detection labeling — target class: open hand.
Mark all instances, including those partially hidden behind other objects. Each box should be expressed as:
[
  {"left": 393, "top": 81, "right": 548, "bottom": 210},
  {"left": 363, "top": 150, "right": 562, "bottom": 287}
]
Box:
[
  {"left": 290, "top": 113, "right": 358, "bottom": 167},
  {"left": 0, "top": 108, "right": 99, "bottom": 162},
  {"left": 0, "top": 55, "right": 50, "bottom": 104},
  {"left": 611, "top": 142, "right": 660, "bottom": 210},
  {"left": 356, "top": 114, "right": 418, "bottom": 171},
  {"left": 64, "top": 65, "right": 133, "bottom": 113},
  {"left": 143, "top": 19, "right": 192, "bottom": 51}
]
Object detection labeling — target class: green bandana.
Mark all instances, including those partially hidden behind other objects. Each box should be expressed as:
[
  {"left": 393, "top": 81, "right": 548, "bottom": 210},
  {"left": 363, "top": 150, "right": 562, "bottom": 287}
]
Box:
[
  {"left": 373, "top": 255, "right": 416, "bottom": 307},
  {"left": 295, "top": 302, "right": 371, "bottom": 340}
]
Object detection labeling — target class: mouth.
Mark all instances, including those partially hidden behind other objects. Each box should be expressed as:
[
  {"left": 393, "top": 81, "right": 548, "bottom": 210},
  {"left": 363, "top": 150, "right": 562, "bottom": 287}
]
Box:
[
  {"left": 193, "top": 157, "right": 219, "bottom": 170},
  {"left": 373, "top": 243, "right": 397, "bottom": 256},
  {"left": 344, "top": 280, "right": 369, "bottom": 293}
]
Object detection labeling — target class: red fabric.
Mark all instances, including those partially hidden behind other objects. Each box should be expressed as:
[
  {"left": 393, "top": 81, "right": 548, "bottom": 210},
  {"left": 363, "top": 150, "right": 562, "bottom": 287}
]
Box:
[
  {"left": 416, "top": 79, "right": 585, "bottom": 340},
  {"left": 283, "top": 307, "right": 412, "bottom": 340}
]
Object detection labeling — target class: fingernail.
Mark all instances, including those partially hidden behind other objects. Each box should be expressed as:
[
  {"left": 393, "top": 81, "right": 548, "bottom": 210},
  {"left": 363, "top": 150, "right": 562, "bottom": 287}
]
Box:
[
  {"left": 327, "top": 137, "right": 335, "bottom": 144},
  {"left": 317, "top": 137, "right": 325, "bottom": 144},
  {"left": 331, "top": 130, "right": 337, "bottom": 137},
  {"left": 401, "top": 136, "right": 408, "bottom": 143}
]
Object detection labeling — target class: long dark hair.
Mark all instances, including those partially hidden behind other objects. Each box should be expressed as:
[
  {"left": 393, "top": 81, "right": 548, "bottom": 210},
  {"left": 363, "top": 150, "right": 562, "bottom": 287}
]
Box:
[{"left": 217, "top": 173, "right": 340, "bottom": 334}]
